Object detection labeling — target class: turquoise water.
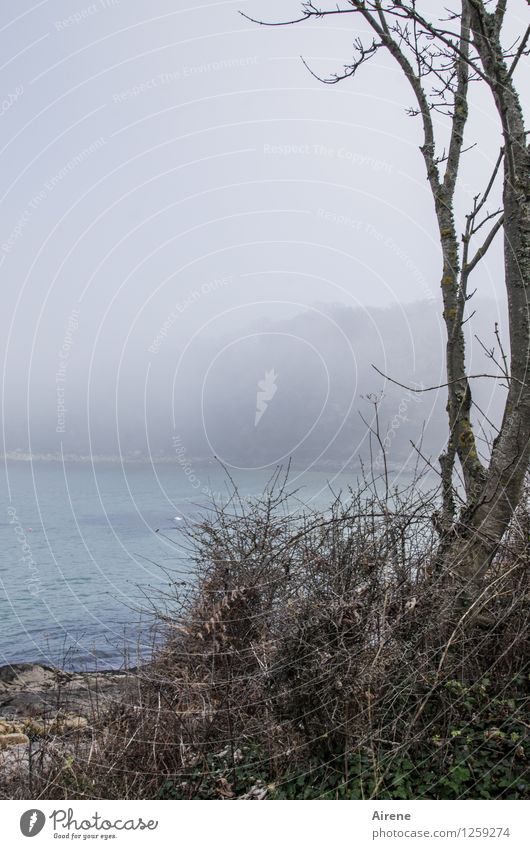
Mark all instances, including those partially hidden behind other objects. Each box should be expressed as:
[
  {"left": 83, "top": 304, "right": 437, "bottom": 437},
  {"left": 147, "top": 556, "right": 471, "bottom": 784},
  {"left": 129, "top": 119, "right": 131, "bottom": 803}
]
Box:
[{"left": 1, "top": 461, "right": 360, "bottom": 669}]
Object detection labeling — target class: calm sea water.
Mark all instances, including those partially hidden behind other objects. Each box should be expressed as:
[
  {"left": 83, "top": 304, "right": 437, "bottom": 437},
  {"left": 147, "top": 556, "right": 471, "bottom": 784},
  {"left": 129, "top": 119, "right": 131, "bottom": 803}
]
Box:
[{"left": 1, "top": 461, "right": 360, "bottom": 670}]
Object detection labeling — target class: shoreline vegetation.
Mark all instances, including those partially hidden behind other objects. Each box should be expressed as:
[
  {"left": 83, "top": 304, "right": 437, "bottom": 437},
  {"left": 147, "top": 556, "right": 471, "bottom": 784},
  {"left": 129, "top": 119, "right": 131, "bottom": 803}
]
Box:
[{"left": 1, "top": 470, "right": 528, "bottom": 800}]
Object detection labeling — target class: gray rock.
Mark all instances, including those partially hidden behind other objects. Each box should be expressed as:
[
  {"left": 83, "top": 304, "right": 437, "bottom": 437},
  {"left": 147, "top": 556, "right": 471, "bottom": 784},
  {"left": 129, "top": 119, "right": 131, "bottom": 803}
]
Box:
[{"left": 0, "top": 663, "right": 136, "bottom": 721}]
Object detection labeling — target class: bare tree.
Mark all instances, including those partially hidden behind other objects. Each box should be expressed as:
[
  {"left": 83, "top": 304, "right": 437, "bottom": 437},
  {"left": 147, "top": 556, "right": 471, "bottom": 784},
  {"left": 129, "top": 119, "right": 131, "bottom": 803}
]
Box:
[{"left": 243, "top": 1, "right": 529, "bottom": 588}]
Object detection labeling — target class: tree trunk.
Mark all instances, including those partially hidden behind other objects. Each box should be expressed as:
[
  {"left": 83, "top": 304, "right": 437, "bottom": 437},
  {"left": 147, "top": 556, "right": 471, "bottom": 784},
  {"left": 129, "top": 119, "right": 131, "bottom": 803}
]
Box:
[{"left": 446, "top": 2, "right": 530, "bottom": 583}]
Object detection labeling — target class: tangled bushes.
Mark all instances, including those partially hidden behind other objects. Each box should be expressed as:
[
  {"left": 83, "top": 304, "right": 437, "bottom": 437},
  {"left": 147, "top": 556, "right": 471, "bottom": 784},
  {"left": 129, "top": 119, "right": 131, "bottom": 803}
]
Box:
[{"left": 7, "top": 470, "right": 529, "bottom": 799}]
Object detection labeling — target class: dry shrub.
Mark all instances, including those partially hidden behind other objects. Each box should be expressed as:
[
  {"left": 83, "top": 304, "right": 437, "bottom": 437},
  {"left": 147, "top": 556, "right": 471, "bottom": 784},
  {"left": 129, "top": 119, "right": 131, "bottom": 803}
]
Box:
[{"left": 14, "top": 469, "right": 529, "bottom": 799}]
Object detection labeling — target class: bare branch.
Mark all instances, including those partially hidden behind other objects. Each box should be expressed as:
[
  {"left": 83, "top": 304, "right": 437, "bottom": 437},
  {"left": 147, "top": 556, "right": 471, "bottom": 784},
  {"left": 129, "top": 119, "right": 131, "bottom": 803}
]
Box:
[
  {"left": 443, "top": 4, "right": 471, "bottom": 197},
  {"left": 508, "top": 24, "right": 530, "bottom": 77},
  {"left": 473, "top": 147, "right": 504, "bottom": 216},
  {"left": 371, "top": 365, "right": 522, "bottom": 393},
  {"left": 475, "top": 333, "right": 509, "bottom": 383},
  {"left": 471, "top": 207, "right": 503, "bottom": 236},
  {"left": 465, "top": 214, "right": 504, "bottom": 273},
  {"left": 239, "top": 4, "right": 357, "bottom": 27},
  {"left": 495, "top": 0, "right": 508, "bottom": 32},
  {"left": 349, "top": 1, "right": 441, "bottom": 194},
  {"left": 300, "top": 37, "right": 381, "bottom": 84},
  {"left": 390, "top": 1, "right": 488, "bottom": 81},
  {"left": 495, "top": 321, "right": 510, "bottom": 382},
  {"left": 471, "top": 398, "right": 501, "bottom": 435},
  {"left": 374, "top": 0, "right": 391, "bottom": 35}
]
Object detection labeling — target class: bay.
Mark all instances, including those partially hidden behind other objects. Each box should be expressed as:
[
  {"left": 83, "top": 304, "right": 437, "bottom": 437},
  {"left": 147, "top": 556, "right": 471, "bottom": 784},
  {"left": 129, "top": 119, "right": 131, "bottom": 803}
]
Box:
[{"left": 0, "top": 460, "right": 362, "bottom": 669}]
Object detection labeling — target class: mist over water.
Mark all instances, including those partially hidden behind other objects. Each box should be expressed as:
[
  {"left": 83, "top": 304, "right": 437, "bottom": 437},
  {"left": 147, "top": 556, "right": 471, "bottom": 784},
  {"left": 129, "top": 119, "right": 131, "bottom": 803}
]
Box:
[{"left": 4, "top": 298, "right": 507, "bottom": 470}]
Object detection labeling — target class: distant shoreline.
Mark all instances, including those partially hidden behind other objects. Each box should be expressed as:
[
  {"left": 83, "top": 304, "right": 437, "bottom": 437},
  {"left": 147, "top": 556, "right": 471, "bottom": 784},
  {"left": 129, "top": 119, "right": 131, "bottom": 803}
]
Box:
[
  {"left": 1, "top": 453, "right": 207, "bottom": 465},
  {"left": 1, "top": 454, "right": 400, "bottom": 473}
]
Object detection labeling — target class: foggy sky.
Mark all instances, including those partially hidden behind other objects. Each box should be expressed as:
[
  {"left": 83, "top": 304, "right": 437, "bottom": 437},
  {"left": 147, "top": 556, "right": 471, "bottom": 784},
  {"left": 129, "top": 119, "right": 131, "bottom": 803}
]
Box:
[{"left": 1, "top": 0, "right": 528, "bottom": 468}]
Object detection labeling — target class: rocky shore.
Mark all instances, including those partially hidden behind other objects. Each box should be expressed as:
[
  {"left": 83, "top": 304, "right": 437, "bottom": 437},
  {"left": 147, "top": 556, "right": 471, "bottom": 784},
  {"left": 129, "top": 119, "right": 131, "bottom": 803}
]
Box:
[
  {"left": 0, "top": 663, "right": 134, "bottom": 722},
  {"left": 0, "top": 663, "right": 136, "bottom": 784}
]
